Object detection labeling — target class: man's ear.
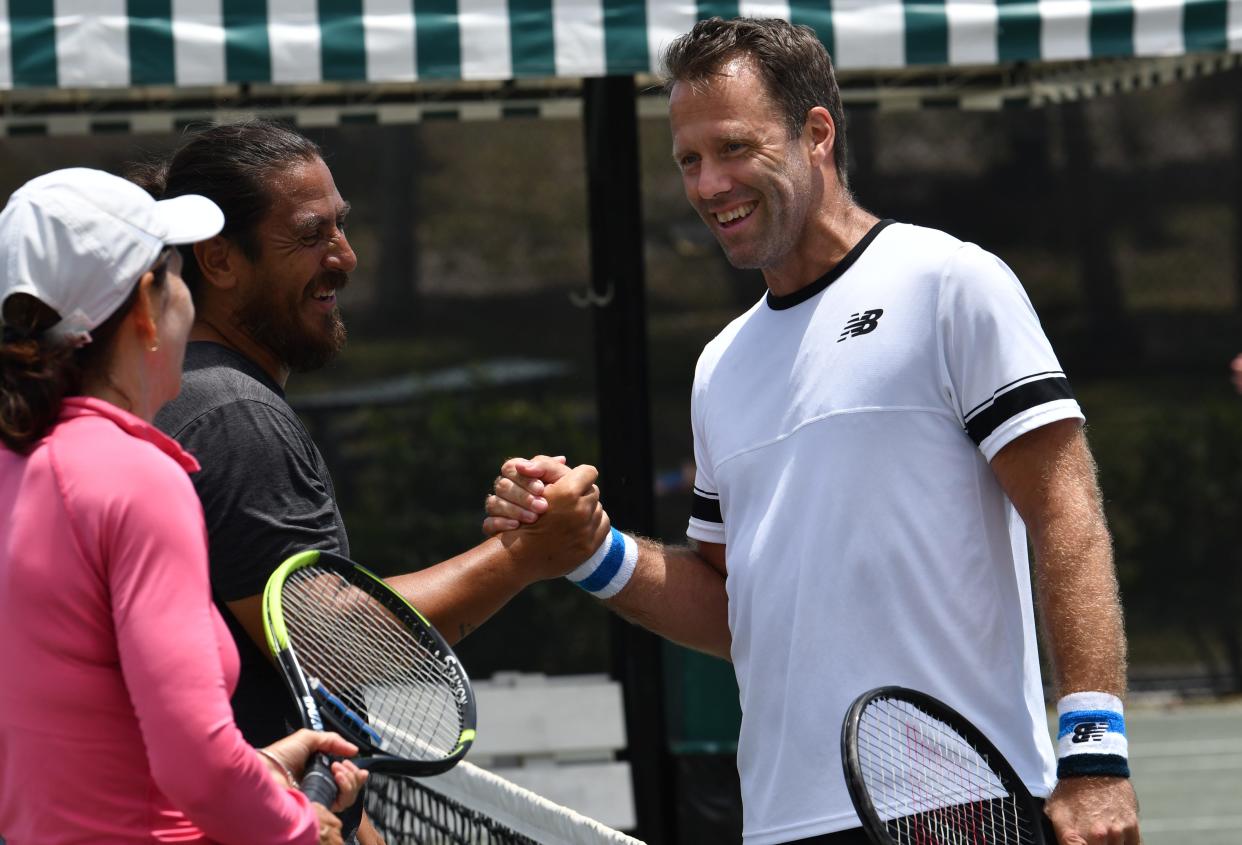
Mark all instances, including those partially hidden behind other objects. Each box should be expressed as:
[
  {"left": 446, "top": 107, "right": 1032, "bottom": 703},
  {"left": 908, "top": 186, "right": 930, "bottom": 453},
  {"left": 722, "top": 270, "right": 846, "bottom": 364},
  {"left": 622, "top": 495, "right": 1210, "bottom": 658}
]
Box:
[
  {"left": 194, "top": 235, "right": 240, "bottom": 291},
  {"left": 805, "top": 106, "right": 836, "bottom": 168}
]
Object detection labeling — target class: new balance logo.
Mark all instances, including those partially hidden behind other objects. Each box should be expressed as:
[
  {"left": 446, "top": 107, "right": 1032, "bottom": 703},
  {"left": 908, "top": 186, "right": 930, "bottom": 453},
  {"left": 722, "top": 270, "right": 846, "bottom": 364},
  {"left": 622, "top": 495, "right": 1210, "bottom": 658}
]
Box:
[
  {"left": 1070, "top": 722, "right": 1109, "bottom": 744},
  {"left": 838, "top": 309, "right": 884, "bottom": 342}
]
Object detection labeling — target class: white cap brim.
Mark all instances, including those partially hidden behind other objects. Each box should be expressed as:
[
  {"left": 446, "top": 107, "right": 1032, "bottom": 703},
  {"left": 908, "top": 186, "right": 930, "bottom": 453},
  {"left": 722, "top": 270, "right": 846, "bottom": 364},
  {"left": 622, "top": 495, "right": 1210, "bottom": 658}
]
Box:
[{"left": 154, "top": 194, "right": 225, "bottom": 245}]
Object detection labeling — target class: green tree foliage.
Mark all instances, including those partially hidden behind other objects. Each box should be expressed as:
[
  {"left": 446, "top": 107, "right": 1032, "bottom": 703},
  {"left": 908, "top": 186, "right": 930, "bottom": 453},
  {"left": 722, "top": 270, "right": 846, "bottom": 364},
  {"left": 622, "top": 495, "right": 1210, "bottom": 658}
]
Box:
[{"left": 1099, "top": 409, "right": 1242, "bottom": 691}]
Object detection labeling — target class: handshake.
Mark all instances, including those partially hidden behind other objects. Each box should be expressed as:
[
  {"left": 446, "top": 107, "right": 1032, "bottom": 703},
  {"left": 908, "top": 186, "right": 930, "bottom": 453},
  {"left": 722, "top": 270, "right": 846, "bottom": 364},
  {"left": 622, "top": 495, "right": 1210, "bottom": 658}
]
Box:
[{"left": 481, "top": 455, "right": 615, "bottom": 584}]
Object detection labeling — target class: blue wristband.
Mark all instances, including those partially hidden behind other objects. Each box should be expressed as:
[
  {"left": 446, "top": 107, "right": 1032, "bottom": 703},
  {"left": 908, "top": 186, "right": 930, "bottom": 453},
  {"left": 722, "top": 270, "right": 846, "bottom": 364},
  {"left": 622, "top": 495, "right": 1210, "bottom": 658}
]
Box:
[
  {"left": 565, "top": 528, "right": 637, "bottom": 599},
  {"left": 1056, "top": 692, "right": 1130, "bottom": 778}
]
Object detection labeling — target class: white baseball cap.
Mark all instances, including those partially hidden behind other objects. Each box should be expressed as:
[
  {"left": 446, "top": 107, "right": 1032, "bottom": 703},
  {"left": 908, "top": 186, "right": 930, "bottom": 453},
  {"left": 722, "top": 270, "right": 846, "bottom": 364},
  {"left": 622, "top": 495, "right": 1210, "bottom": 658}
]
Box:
[{"left": 0, "top": 167, "right": 224, "bottom": 346}]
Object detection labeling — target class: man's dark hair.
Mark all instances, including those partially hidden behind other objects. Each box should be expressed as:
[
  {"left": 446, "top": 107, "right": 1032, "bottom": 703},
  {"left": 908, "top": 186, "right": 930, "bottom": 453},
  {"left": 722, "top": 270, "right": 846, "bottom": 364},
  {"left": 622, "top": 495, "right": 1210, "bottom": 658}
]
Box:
[
  {"left": 126, "top": 120, "right": 322, "bottom": 301},
  {"left": 662, "top": 17, "right": 849, "bottom": 187}
]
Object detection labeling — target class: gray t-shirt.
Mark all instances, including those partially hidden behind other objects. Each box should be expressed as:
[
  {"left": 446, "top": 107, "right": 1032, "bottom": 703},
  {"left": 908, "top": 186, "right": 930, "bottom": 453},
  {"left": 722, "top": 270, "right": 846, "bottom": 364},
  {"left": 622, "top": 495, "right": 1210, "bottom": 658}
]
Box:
[{"left": 155, "top": 341, "right": 350, "bottom": 746}]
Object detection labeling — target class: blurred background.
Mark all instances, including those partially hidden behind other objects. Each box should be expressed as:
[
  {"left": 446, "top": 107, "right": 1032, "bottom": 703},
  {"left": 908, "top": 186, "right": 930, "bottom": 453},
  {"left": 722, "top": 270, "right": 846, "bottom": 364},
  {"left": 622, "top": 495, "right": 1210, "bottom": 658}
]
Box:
[{"left": 3, "top": 64, "right": 1240, "bottom": 841}]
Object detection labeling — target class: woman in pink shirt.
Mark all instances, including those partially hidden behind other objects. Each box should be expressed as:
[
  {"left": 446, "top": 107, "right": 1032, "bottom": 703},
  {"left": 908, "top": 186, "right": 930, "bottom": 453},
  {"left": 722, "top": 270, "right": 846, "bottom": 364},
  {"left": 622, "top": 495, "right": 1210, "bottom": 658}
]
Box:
[{"left": 0, "top": 169, "right": 366, "bottom": 845}]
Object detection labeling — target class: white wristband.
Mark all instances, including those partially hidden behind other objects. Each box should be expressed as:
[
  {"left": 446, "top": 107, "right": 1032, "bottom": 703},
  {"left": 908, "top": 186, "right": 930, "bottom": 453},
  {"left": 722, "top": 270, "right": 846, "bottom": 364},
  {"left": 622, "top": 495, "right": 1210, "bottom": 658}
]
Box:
[
  {"left": 1056, "top": 691, "right": 1129, "bottom": 778},
  {"left": 566, "top": 528, "right": 637, "bottom": 599}
]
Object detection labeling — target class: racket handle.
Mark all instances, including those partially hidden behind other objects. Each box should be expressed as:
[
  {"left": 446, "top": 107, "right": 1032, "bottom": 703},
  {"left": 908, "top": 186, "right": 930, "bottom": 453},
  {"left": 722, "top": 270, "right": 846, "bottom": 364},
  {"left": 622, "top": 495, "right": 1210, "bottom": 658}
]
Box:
[{"left": 299, "top": 752, "right": 340, "bottom": 808}]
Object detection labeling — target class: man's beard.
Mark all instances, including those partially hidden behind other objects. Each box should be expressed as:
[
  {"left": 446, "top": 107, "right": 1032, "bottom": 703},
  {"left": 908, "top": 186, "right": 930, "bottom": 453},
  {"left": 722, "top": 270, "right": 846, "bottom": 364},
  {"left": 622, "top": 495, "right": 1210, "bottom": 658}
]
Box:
[{"left": 236, "top": 273, "right": 348, "bottom": 373}]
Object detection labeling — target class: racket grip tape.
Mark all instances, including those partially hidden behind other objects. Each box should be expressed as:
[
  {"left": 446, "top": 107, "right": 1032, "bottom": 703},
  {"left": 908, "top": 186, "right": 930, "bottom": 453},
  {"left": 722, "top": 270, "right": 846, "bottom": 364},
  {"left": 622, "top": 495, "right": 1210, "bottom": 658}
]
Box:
[{"left": 299, "top": 752, "right": 340, "bottom": 807}]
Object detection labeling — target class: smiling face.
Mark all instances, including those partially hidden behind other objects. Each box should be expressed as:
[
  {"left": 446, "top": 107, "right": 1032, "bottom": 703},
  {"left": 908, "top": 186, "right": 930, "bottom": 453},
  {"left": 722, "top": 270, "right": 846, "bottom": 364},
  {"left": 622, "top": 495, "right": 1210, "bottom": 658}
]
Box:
[
  {"left": 233, "top": 156, "right": 356, "bottom": 373},
  {"left": 670, "top": 58, "right": 821, "bottom": 273}
]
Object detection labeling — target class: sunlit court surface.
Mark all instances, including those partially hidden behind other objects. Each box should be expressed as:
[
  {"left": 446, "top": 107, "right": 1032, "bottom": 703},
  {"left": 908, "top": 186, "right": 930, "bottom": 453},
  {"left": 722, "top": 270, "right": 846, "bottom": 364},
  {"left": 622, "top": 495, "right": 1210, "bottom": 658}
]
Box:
[{"left": 1051, "top": 698, "right": 1242, "bottom": 844}]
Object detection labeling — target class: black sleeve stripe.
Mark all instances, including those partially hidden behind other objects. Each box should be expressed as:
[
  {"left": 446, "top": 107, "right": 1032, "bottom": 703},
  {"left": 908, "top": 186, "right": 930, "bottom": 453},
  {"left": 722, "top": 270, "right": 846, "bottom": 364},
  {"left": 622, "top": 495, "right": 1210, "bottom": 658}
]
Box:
[
  {"left": 692, "top": 485, "right": 719, "bottom": 500},
  {"left": 964, "top": 376, "right": 1075, "bottom": 446},
  {"left": 963, "top": 370, "right": 1066, "bottom": 420},
  {"left": 691, "top": 491, "right": 723, "bottom": 524}
]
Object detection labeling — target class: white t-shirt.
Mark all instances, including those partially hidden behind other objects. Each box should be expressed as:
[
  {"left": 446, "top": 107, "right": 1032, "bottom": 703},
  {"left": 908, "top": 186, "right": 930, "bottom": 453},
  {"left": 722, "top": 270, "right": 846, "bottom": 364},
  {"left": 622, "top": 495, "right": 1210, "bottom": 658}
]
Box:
[{"left": 686, "top": 221, "right": 1080, "bottom": 845}]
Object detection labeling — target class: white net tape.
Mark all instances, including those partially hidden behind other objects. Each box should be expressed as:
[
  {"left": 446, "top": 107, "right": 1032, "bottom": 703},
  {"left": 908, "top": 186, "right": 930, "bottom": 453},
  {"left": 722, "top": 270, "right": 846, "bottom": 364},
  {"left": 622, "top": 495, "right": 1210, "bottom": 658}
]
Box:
[{"left": 368, "top": 761, "right": 646, "bottom": 845}]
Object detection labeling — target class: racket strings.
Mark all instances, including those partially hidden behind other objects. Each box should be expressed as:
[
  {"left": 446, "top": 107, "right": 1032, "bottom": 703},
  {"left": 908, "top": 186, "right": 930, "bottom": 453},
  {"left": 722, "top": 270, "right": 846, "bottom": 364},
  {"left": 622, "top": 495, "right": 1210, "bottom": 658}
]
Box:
[
  {"left": 856, "top": 698, "right": 1038, "bottom": 845},
  {"left": 282, "top": 568, "right": 466, "bottom": 761}
]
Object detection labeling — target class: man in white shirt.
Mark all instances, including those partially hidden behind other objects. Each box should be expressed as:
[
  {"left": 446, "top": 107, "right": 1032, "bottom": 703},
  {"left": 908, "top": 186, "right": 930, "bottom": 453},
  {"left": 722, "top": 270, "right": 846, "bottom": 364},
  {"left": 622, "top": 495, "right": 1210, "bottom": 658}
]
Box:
[{"left": 488, "top": 17, "right": 1139, "bottom": 845}]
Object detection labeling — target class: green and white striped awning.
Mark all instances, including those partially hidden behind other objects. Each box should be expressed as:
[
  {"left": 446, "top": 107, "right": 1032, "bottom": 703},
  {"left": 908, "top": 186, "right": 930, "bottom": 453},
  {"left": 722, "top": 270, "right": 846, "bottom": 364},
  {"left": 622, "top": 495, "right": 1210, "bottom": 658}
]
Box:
[{"left": 1, "top": 0, "right": 1239, "bottom": 88}]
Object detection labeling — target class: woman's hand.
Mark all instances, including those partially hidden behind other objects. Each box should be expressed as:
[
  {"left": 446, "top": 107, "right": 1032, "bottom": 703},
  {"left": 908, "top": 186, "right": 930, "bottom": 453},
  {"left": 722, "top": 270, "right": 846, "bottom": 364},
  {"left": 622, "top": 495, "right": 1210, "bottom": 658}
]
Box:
[
  {"left": 313, "top": 802, "right": 344, "bottom": 845},
  {"left": 260, "top": 729, "right": 369, "bottom": 812}
]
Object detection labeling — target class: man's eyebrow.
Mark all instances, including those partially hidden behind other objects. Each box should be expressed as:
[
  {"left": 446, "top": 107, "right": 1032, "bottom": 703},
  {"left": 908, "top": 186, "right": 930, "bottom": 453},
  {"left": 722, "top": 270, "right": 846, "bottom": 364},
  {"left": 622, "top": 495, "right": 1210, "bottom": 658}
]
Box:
[
  {"left": 292, "top": 212, "right": 328, "bottom": 231},
  {"left": 292, "top": 202, "right": 351, "bottom": 232}
]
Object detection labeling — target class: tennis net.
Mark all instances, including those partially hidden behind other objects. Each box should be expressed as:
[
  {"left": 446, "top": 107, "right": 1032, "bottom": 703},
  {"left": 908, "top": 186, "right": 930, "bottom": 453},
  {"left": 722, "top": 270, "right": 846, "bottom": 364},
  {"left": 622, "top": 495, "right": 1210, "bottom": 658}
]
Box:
[{"left": 366, "top": 761, "right": 646, "bottom": 845}]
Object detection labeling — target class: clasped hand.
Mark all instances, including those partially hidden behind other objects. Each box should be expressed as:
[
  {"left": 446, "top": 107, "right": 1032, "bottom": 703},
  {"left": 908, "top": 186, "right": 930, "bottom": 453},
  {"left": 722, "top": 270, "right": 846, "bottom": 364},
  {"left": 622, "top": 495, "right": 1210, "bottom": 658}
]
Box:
[{"left": 484, "top": 454, "right": 611, "bottom": 579}]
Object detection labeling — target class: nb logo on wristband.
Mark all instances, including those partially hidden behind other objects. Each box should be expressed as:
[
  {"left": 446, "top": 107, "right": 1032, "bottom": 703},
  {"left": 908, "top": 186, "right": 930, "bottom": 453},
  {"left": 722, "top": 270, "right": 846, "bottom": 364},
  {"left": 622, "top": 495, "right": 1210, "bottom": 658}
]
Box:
[{"left": 1070, "top": 721, "right": 1109, "bottom": 744}]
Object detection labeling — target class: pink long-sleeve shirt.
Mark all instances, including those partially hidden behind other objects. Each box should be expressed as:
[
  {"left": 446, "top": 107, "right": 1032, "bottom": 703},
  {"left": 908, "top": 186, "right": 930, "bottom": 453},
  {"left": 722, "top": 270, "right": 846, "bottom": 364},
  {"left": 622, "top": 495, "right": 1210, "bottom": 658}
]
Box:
[{"left": 0, "top": 397, "right": 318, "bottom": 844}]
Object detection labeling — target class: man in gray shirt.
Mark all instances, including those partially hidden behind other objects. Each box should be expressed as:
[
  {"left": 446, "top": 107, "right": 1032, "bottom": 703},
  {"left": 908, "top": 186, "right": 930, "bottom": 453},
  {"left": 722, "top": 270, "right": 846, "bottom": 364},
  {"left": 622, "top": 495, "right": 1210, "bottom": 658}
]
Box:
[
  {"left": 143, "top": 121, "right": 606, "bottom": 843},
  {"left": 157, "top": 340, "right": 354, "bottom": 747}
]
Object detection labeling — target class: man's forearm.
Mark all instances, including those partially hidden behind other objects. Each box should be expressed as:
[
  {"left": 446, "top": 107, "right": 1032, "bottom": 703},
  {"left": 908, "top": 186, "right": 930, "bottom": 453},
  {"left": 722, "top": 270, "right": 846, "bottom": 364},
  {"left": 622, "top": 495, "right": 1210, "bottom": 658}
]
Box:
[
  {"left": 1028, "top": 441, "right": 1128, "bottom": 697},
  {"left": 604, "top": 539, "right": 732, "bottom": 660},
  {"left": 1034, "top": 529, "right": 1127, "bottom": 696},
  {"left": 992, "top": 422, "right": 1129, "bottom": 698},
  {"left": 385, "top": 536, "right": 535, "bottom": 645}
]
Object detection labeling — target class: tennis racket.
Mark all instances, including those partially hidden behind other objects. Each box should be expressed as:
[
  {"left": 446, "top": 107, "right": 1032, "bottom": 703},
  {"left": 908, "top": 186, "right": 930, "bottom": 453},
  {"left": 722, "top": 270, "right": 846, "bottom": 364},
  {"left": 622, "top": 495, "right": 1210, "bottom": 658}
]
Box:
[
  {"left": 262, "top": 549, "right": 477, "bottom": 806},
  {"left": 841, "top": 686, "right": 1046, "bottom": 845}
]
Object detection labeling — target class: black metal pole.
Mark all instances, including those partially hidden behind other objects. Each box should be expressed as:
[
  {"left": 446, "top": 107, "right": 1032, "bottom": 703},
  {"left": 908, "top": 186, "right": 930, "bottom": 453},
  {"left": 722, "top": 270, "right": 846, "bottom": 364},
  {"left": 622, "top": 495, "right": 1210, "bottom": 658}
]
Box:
[
  {"left": 1235, "top": 88, "right": 1242, "bottom": 313},
  {"left": 581, "top": 74, "right": 676, "bottom": 845}
]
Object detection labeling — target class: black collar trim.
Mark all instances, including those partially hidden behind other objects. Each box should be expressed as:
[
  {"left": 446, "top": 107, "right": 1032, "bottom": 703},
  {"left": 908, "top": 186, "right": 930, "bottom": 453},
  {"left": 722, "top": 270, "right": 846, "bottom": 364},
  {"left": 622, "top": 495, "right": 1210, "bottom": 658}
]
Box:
[{"left": 765, "top": 218, "right": 895, "bottom": 311}]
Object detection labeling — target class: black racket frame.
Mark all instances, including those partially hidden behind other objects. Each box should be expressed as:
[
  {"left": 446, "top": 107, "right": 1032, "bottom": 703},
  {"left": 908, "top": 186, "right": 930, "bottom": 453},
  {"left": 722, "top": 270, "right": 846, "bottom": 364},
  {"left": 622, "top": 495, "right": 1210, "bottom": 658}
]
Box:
[
  {"left": 841, "top": 686, "right": 1046, "bottom": 845},
  {"left": 265, "top": 549, "right": 477, "bottom": 805}
]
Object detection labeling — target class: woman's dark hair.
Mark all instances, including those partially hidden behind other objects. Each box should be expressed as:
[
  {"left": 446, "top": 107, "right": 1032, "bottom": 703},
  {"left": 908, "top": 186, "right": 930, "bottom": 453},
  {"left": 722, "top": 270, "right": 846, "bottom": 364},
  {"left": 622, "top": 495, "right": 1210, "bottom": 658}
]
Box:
[
  {"left": 662, "top": 17, "right": 849, "bottom": 188},
  {"left": 0, "top": 254, "right": 171, "bottom": 453},
  {"left": 126, "top": 119, "right": 322, "bottom": 303}
]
